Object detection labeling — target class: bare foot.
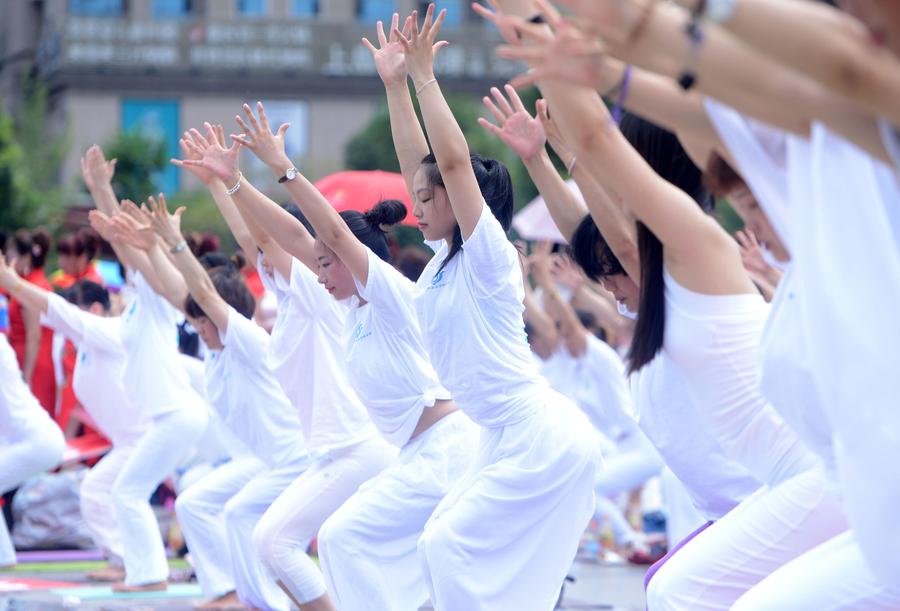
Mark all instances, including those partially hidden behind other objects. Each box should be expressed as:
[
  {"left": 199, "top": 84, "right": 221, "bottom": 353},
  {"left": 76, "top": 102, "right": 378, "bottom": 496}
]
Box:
[
  {"left": 86, "top": 565, "right": 126, "bottom": 582},
  {"left": 111, "top": 581, "right": 168, "bottom": 593},
  {"left": 194, "top": 591, "right": 247, "bottom": 610}
]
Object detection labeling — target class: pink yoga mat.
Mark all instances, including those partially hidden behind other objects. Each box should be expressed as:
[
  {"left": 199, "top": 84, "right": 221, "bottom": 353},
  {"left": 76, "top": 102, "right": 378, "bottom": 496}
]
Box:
[
  {"left": 0, "top": 577, "right": 80, "bottom": 591},
  {"left": 16, "top": 549, "right": 105, "bottom": 563}
]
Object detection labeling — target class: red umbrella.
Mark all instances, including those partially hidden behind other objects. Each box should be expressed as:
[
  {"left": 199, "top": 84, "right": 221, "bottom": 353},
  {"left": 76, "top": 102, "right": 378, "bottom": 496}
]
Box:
[{"left": 314, "top": 170, "right": 417, "bottom": 226}]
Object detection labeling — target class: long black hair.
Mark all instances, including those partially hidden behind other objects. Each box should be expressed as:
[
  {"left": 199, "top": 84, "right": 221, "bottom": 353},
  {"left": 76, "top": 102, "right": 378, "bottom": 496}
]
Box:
[
  {"left": 338, "top": 199, "right": 407, "bottom": 263},
  {"left": 620, "top": 112, "right": 713, "bottom": 374},
  {"left": 420, "top": 152, "right": 514, "bottom": 272}
]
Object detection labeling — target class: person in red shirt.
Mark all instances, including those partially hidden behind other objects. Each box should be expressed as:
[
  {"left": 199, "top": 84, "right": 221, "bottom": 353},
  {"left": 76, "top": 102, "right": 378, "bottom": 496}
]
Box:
[
  {"left": 5, "top": 229, "right": 57, "bottom": 418},
  {"left": 51, "top": 228, "right": 105, "bottom": 291}
]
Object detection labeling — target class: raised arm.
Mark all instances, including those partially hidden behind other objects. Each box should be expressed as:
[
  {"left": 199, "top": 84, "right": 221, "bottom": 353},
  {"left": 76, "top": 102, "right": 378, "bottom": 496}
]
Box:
[
  {"left": 177, "top": 121, "right": 314, "bottom": 278},
  {"left": 478, "top": 85, "right": 586, "bottom": 241},
  {"left": 708, "top": 0, "right": 900, "bottom": 129},
  {"left": 233, "top": 104, "right": 374, "bottom": 284},
  {"left": 0, "top": 257, "right": 50, "bottom": 315},
  {"left": 537, "top": 0, "right": 888, "bottom": 162},
  {"left": 110, "top": 201, "right": 190, "bottom": 312},
  {"left": 397, "top": 5, "right": 483, "bottom": 240},
  {"left": 364, "top": 13, "right": 431, "bottom": 198},
  {"left": 147, "top": 195, "right": 229, "bottom": 332},
  {"left": 519, "top": 244, "right": 559, "bottom": 356},
  {"left": 81, "top": 145, "right": 146, "bottom": 271},
  {"left": 530, "top": 243, "right": 589, "bottom": 357},
  {"left": 536, "top": 99, "right": 641, "bottom": 279},
  {"left": 172, "top": 127, "right": 258, "bottom": 260},
  {"left": 502, "top": 6, "right": 751, "bottom": 295}
]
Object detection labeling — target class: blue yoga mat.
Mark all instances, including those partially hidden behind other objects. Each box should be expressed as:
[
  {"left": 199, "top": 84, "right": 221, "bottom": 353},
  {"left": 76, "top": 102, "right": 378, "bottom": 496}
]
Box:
[{"left": 50, "top": 583, "right": 202, "bottom": 600}]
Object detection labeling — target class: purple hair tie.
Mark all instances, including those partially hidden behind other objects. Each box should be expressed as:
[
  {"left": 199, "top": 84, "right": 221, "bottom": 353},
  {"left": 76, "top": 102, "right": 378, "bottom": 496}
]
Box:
[{"left": 612, "top": 65, "right": 633, "bottom": 125}]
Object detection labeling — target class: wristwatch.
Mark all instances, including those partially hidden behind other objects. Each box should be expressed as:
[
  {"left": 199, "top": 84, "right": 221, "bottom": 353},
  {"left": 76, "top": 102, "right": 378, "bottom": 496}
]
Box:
[{"left": 278, "top": 167, "right": 299, "bottom": 183}]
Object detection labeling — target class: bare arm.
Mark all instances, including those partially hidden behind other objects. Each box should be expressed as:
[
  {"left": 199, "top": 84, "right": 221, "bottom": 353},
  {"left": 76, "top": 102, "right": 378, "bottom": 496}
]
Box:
[
  {"left": 21, "top": 305, "right": 41, "bottom": 383},
  {"left": 148, "top": 195, "right": 229, "bottom": 331},
  {"left": 399, "top": 6, "right": 483, "bottom": 240},
  {"left": 0, "top": 259, "right": 50, "bottom": 316},
  {"left": 718, "top": 0, "right": 900, "bottom": 128},
  {"left": 479, "top": 84, "right": 587, "bottom": 242},
  {"left": 364, "top": 13, "right": 431, "bottom": 198},
  {"left": 531, "top": 244, "right": 588, "bottom": 357},
  {"left": 173, "top": 128, "right": 259, "bottom": 260},
  {"left": 178, "top": 120, "right": 316, "bottom": 278}
]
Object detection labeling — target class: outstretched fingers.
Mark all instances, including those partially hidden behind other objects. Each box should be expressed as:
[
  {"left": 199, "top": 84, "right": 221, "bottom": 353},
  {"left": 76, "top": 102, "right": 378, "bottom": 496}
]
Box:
[{"left": 490, "top": 86, "right": 515, "bottom": 117}]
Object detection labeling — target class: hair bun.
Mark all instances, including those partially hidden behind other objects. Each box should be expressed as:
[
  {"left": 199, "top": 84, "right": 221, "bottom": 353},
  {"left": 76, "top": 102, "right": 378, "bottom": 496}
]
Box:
[{"left": 364, "top": 199, "right": 407, "bottom": 232}]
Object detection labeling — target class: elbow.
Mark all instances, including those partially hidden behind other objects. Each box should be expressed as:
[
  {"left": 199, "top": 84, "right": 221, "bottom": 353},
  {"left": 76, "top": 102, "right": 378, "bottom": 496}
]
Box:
[{"left": 573, "top": 121, "right": 617, "bottom": 158}]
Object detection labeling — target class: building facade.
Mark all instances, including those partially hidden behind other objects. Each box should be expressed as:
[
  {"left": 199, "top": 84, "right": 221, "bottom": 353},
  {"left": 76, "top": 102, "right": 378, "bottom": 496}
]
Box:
[{"left": 1, "top": 0, "right": 519, "bottom": 194}]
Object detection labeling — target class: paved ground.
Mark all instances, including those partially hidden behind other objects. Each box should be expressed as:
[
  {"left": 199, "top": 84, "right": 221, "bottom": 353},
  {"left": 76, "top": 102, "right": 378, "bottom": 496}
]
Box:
[{"left": 0, "top": 557, "right": 647, "bottom": 610}]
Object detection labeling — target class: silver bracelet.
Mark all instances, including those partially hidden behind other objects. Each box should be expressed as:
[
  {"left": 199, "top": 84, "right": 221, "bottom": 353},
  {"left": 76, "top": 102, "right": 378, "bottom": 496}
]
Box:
[
  {"left": 225, "top": 172, "right": 243, "bottom": 196},
  {"left": 170, "top": 240, "right": 188, "bottom": 255},
  {"left": 416, "top": 78, "right": 437, "bottom": 96},
  {"left": 566, "top": 156, "right": 577, "bottom": 175}
]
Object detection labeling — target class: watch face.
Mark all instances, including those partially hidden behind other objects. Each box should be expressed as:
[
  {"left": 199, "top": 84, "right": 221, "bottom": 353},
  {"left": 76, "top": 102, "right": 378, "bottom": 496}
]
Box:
[{"left": 286, "top": 168, "right": 297, "bottom": 180}]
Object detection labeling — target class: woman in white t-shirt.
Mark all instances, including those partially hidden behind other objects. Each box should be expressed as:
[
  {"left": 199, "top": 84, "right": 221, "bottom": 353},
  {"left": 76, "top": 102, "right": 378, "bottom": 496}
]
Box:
[
  {"left": 359, "top": 8, "right": 599, "bottom": 608},
  {"left": 536, "top": 59, "right": 854, "bottom": 607},
  {"left": 83, "top": 148, "right": 209, "bottom": 593},
  {"left": 0, "top": 267, "right": 146, "bottom": 582},
  {"left": 480, "top": 84, "right": 760, "bottom": 579},
  {"left": 117, "top": 194, "right": 308, "bottom": 611},
  {"left": 179, "top": 124, "right": 395, "bottom": 611},
  {"left": 0, "top": 306, "right": 64, "bottom": 567}
]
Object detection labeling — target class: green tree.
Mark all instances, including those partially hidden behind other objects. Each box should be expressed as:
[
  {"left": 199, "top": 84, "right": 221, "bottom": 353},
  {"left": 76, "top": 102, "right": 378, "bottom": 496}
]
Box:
[
  {"left": 104, "top": 130, "right": 168, "bottom": 203},
  {"left": 0, "top": 78, "right": 69, "bottom": 231}
]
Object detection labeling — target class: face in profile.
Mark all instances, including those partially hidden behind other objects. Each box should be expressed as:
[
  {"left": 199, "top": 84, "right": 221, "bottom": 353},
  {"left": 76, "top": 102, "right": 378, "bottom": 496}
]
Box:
[
  {"left": 600, "top": 273, "right": 640, "bottom": 312},
  {"left": 412, "top": 166, "right": 457, "bottom": 243},
  {"left": 314, "top": 240, "right": 356, "bottom": 301},
  {"left": 189, "top": 315, "right": 223, "bottom": 350}
]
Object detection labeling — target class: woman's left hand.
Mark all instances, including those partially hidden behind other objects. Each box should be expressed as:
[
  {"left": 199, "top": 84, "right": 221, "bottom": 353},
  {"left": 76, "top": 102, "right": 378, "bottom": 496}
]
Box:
[
  {"left": 148, "top": 194, "right": 187, "bottom": 249},
  {"left": 394, "top": 3, "right": 450, "bottom": 89}
]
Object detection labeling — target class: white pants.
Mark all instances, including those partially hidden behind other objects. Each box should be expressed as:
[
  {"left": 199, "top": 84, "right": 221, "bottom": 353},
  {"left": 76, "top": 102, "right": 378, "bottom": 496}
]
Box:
[
  {"left": 594, "top": 430, "right": 662, "bottom": 546},
  {"left": 319, "top": 412, "right": 478, "bottom": 611},
  {"left": 418, "top": 394, "right": 598, "bottom": 611},
  {"left": 253, "top": 436, "right": 395, "bottom": 605},
  {"left": 660, "top": 467, "right": 707, "bottom": 545},
  {"left": 113, "top": 406, "right": 208, "bottom": 586},
  {"left": 80, "top": 443, "right": 138, "bottom": 567},
  {"left": 0, "top": 423, "right": 65, "bottom": 566},
  {"left": 647, "top": 468, "right": 848, "bottom": 610},
  {"left": 177, "top": 453, "right": 310, "bottom": 610},
  {"left": 734, "top": 530, "right": 900, "bottom": 610}
]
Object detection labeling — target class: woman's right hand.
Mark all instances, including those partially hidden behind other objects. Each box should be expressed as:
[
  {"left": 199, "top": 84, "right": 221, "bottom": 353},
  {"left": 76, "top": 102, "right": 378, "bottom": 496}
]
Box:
[
  {"left": 363, "top": 13, "right": 413, "bottom": 88},
  {"left": 171, "top": 126, "right": 227, "bottom": 186},
  {"left": 176, "top": 122, "right": 242, "bottom": 185},
  {"left": 478, "top": 84, "right": 546, "bottom": 161},
  {"left": 233, "top": 102, "right": 292, "bottom": 173},
  {"left": 80, "top": 145, "right": 116, "bottom": 192}
]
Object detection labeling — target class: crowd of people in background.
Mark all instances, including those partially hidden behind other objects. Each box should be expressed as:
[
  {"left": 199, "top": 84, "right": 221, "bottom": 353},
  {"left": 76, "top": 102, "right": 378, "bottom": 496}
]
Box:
[{"left": 2, "top": 0, "right": 900, "bottom": 609}]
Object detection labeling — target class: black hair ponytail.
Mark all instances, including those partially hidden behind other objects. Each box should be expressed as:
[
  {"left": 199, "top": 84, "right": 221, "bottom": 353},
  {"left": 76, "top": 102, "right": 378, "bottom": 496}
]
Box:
[
  {"left": 340, "top": 199, "right": 406, "bottom": 263},
  {"left": 420, "top": 152, "right": 514, "bottom": 272}
]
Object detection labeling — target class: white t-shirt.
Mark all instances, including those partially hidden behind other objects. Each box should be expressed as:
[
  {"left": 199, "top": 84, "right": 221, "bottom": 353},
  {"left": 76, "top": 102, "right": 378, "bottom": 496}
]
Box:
[
  {"left": 663, "top": 269, "right": 817, "bottom": 487},
  {"left": 346, "top": 249, "right": 451, "bottom": 447},
  {"left": 631, "top": 352, "right": 760, "bottom": 520},
  {"left": 266, "top": 258, "right": 375, "bottom": 453},
  {"left": 204, "top": 307, "right": 306, "bottom": 467},
  {"left": 0, "top": 333, "right": 59, "bottom": 441},
  {"left": 119, "top": 272, "right": 201, "bottom": 417},
  {"left": 539, "top": 335, "right": 637, "bottom": 443},
  {"left": 759, "top": 268, "right": 836, "bottom": 482},
  {"left": 704, "top": 102, "right": 839, "bottom": 483},
  {"left": 413, "top": 204, "right": 550, "bottom": 427},
  {"left": 43, "top": 293, "right": 146, "bottom": 445}
]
